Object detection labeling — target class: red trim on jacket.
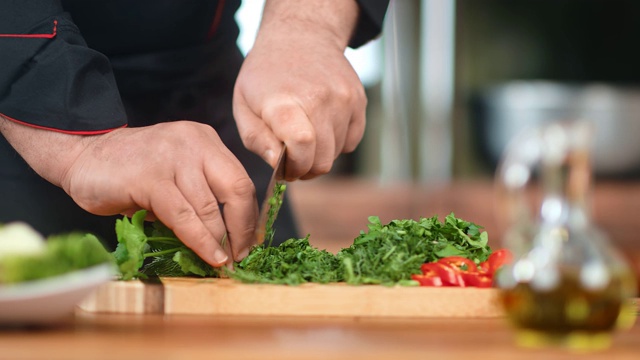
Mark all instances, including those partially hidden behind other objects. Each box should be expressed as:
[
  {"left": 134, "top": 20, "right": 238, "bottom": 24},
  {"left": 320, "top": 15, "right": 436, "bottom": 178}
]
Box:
[
  {"left": 0, "top": 112, "right": 127, "bottom": 135},
  {"left": 206, "top": 0, "right": 226, "bottom": 40},
  {"left": 0, "top": 20, "right": 58, "bottom": 39}
]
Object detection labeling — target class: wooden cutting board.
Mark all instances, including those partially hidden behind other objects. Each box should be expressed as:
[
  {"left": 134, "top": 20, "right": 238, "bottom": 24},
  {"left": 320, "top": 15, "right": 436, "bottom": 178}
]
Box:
[{"left": 77, "top": 278, "right": 505, "bottom": 318}]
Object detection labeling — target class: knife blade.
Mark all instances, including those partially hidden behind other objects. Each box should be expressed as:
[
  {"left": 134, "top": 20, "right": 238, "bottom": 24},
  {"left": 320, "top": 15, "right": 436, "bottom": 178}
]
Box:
[{"left": 255, "top": 144, "right": 287, "bottom": 246}]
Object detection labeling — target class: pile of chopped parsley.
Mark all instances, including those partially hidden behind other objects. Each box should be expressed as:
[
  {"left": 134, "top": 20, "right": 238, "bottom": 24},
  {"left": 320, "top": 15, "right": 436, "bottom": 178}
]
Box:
[
  {"left": 112, "top": 210, "right": 491, "bottom": 286},
  {"left": 232, "top": 213, "right": 491, "bottom": 286}
]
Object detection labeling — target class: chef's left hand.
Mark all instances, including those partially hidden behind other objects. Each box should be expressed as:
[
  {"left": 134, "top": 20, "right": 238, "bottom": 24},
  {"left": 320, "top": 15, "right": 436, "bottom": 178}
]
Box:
[{"left": 233, "top": 0, "right": 367, "bottom": 181}]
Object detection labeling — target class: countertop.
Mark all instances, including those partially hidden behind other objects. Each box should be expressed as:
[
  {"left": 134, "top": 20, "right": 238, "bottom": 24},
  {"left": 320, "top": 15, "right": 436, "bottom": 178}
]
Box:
[{"left": 2, "top": 311, "right": 639, "bottom": 360}]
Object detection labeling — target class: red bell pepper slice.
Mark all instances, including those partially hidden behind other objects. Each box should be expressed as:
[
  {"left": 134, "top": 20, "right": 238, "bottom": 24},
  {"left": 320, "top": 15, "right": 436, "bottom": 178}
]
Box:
[
  {"left": 479, "top": 260, "right": 491, "bottom": 274},
  {"left": 411, "top": 273, "right": 443, "bottom": 286},
  {"left": 415, "top": 251, "right": 513, "bottom": 288},
  {"left": 483, "top": 249, "right": 514, "bottom": 276},
  {"left": 460, "top": 271, "right": 494, "bottom": 288},
  {"left": 437, "top": 256, "right": 478, "bottom": 272},
  {"left": 421, "top": 262, "right": 465, "bottom": 287}
]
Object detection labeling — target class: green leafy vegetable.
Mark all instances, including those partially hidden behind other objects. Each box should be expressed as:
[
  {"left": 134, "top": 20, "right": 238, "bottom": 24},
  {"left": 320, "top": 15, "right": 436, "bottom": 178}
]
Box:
[
  {"left": 229, "top": 212, "right": 491, "bottom": 286},
  {"left": 336, "top": 213, "right": 491, "bottom": 285},
  {"left": 0, "top": 233, "right": 114, "bottom": 284},
  {"left": 229, "top": 235, "right": 340, "bottom": 285},
  {"left": 111, "top": 210, "right": 491, "bottom": 287},
  {"left": 112, "top": 210, "right": 219, "bottom": 280},
  {"left": 113, "top": 210, "right": 149, "bottom": 280}
]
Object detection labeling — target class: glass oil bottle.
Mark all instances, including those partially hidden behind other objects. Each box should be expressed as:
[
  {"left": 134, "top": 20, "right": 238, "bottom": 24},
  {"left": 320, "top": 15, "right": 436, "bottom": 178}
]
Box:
[{"left": 495, "top": 121, "right": 637, "bottom": 351}]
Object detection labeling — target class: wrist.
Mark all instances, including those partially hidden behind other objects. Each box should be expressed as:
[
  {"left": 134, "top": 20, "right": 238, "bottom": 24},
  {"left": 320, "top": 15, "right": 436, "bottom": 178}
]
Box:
[
  {"left": 0, "top": 115, "right": 91, "bottom": 188},
  {"left": 258, "top": 0, "right": 360, "bottom": 50}
]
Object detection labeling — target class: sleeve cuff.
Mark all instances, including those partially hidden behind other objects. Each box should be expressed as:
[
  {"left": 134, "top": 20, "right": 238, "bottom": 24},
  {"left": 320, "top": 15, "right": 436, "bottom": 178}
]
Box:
[
  {"left": 0, "top": 13, "right": 127, "bottom": 133},
  {"left": 349, "top": 0, "right": 390, "bottom": 48}
]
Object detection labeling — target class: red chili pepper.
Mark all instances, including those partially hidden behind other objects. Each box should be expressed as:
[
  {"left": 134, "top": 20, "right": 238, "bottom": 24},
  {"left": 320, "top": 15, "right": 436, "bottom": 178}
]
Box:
[
  {"left": 437, "top": 256, "right": 478, "bottom": 272},
  {"left": 421, "top": 262, "right": 465, "bottom": 287}
]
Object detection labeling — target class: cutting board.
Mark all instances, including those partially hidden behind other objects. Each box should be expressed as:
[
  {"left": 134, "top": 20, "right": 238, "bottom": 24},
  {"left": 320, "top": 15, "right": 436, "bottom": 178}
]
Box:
[{"left": 78, "top": 278, "right": 505, "bottom": 318}]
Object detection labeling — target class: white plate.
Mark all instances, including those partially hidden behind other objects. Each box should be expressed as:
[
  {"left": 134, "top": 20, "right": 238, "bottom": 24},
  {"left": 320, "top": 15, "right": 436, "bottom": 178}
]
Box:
[{"left": 0, "top": 264, "right": 115, "bottom": 325}]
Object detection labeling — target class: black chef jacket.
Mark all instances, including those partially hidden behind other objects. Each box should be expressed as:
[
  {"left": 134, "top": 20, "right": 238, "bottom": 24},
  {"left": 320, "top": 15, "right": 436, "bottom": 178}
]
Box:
[{"left": 0, "top": 0, "right": 389, "bottom": 249}]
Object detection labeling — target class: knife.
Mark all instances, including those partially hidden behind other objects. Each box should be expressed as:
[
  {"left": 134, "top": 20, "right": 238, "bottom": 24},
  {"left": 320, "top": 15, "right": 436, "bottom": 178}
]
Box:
[{"left": 255, "top": 144, "right": 287, "bottom": 246}]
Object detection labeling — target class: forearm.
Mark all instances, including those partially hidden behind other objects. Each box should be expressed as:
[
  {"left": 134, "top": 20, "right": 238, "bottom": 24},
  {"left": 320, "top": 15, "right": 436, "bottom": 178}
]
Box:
[
  {"left": 0, "top": 115, "right": 89, "bottom": 189},
  {"left": 258, "top": 0, "right": 360, "bottom": 50}
]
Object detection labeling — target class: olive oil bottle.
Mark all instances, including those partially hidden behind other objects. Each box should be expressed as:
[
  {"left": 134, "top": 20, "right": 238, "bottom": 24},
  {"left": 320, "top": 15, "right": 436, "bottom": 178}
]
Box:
[
  {"left": 495, "top": 121, "right": 637, "bottom": 350},
  {"left": 500, "top": 270, "right": 636, "bottom": 349}
]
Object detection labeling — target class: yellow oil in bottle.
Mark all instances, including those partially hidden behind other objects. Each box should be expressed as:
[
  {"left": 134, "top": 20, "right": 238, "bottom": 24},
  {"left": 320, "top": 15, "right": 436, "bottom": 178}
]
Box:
[{"left": 500, "top": 271, "right": 637, "bottom": 351}]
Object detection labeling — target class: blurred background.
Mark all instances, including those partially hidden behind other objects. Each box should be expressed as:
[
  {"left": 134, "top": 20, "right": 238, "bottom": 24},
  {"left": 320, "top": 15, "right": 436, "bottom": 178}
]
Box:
[
  {"left": 239, "top": 0, "right": 640, "bottom": 182},
  {"left": 236, "top": 0, "right": 640, "bottom": 275}
]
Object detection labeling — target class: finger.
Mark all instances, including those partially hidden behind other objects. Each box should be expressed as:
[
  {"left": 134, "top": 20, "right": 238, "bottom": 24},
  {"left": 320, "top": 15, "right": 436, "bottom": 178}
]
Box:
[
  {"left": 262, "top": 100, "right": 316, "bottom": 180},
  {"left": 203, "top": 156, "right": 258, "bottom": 261},
  {"left": 327, "top": 79, "right": 366, "bottom": 155},
  {"left": 175, "top": 168, "right": 227, "bottom": 251},
  {"left": 343, "top": 98, "right": 366, "bottom": 153},
  {"left": 299, "top": 119, "right": 336, "bottom": 180},
  {"left": 145, "top": 181, "right": 230, "bottom": 267},
  {"left": 233, "top": 93, "right": 282, "bottom": 167}
]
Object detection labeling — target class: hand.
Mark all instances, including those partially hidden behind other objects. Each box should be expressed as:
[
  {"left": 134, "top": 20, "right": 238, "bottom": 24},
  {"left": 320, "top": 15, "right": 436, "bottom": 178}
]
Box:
[
  {"left": 233, "top": 0, "right": 366, "bottom": 180},
  {"left": 0, "top": 118, "right": 258, "bottom": 266}
]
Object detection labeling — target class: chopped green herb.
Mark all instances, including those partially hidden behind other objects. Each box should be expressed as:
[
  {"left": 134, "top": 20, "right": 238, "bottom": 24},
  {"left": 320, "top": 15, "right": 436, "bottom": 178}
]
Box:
[
  {"left": 264, "top": 183, "right": 286, "bottom": 247},
  {"left": 228, "top": 235, "right": 340, "bottom": 285},
  {"left": 229, "top": 212, "right": 491, "bottom": 286},
  {"left": 336, "top": 213, "right": 491, "bottom": 285}
]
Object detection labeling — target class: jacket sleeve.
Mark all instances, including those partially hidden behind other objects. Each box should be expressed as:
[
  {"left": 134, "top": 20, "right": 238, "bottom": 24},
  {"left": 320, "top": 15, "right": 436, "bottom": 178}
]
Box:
[
  {"left": 0, "top": 0, "right": 126, "bottom": 134},
  {"left": 349, "top": 0, "right": 390, "bottom": 48}
]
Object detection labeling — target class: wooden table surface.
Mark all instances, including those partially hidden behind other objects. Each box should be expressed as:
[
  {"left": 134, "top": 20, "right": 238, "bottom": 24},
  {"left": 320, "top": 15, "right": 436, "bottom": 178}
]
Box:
[
  {"left": 2, "top": 178, "right": 640, "bottom": 360},
  {"left": 1, "top": 312, "right": 639, "bottom": 360}
]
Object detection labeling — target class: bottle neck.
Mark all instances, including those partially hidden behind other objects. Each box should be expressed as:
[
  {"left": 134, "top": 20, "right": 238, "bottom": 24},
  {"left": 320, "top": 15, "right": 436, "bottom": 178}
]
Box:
[{"left": 540, "top": 148, "right": 592, "bottom": 228}]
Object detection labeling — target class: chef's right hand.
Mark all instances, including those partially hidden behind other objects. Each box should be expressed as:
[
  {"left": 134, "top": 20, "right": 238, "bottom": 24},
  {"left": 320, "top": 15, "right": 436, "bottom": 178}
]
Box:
[{"left": 0, "top": 118, "right": 258, "bottom": 266}]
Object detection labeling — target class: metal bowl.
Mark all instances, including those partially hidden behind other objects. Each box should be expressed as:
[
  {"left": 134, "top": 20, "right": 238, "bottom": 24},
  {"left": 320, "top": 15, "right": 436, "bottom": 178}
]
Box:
[{"left": 474, "top": 81, "right": 640, "bottom": 177}]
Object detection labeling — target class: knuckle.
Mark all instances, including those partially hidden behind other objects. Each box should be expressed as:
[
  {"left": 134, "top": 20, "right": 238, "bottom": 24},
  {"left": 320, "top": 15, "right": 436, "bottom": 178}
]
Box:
[
  {"left": 172, "top": 204, "right": 199, "bottom": 226},
  {"left": 334, "top": 83, "right": 355, "bottom": 103},
  {"left": 331, "top": 77, "right": 362, "bottom": 105},
  {"left": 263, "top": 100, "right": 301, "bottom": 123},
  {"left": 196, "top": 199, "right": 222, "bottom": 219},
  {"left": 312, "top": 159, "right": 333, "bottom": 175},
  {"left": 227, "top": 176, "right": 256, "bottom": 199},
  {"left": 306, "top": 86, "right": 331, "bottom": 105},
  {"left": 239, "top": 129, "right": 261, "bottom": 152},
  {"left": 291, "top": 128, "right": 316, "bottom": 147}
]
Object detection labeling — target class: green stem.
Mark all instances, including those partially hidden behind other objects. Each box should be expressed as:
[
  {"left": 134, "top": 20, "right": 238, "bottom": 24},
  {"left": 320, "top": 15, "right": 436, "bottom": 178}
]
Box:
[
  {"left": 144, "top": 247, "right": 182, "bottom": 258},
  {"left": 147, "top": 237, "right": 179, "bottom": 242}
]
